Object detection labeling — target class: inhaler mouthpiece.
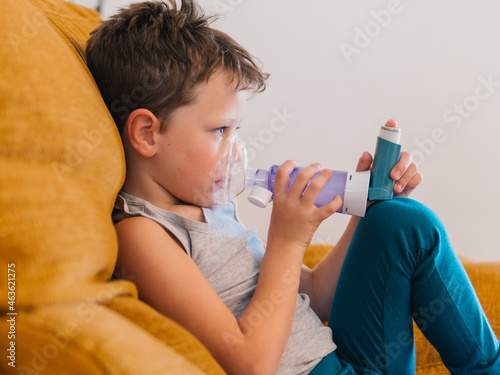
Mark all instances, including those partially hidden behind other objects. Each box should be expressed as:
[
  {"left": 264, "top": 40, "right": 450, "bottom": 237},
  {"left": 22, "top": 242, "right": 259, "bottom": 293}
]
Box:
[{"left": 212, "top": 132, "right": 248, "bottom": 205}]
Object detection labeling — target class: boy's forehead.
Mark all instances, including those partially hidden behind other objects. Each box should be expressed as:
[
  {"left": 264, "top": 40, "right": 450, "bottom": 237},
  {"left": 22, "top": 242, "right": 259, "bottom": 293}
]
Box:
[
  {"left": 196, "top": 71, "right": 242, "bottom": 94},
  {"left": 191, "top": 75, "right": 246, "bottom": 109},
  {"left": 168, "top": 81, "right": 246, "bottom": 127}
]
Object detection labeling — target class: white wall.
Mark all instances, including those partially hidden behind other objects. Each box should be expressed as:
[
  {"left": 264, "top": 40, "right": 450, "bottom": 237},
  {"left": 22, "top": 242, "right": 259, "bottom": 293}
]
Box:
[{"left": 102, "top": 0, "right": 500, "bottom": 261}]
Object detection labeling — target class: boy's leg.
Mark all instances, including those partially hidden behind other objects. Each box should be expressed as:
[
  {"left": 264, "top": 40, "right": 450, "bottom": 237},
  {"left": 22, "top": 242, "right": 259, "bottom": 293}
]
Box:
[{"left": 328, "top": 198, "right": 500, "bottom": 375}]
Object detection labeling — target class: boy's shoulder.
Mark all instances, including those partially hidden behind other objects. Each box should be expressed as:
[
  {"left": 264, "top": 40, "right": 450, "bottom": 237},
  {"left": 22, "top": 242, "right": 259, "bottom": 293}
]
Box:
[{"left": 115, "top": 213, "right": 189, "bottom": 257}]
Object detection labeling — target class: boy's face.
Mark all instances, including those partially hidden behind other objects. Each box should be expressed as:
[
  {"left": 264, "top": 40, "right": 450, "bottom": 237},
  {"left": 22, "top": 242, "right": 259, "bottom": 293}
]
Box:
[{"left": 154, "top": 72, "right": 246, "bottom": 207}]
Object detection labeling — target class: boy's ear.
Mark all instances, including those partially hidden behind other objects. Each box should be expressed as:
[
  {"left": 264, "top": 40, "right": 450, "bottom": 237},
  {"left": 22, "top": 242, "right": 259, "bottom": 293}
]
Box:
[{"left": 125, "top": 108, "right": 161, "bottom": 157}]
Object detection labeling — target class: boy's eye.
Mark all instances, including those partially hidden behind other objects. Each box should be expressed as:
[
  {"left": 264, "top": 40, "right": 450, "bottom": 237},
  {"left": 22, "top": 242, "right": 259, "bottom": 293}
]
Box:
[{"left": 213, "top": 127, "right": 227, "bottom": 136}]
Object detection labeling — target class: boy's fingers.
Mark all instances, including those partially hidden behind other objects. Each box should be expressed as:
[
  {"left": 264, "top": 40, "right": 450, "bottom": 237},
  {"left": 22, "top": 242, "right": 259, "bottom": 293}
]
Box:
[
  {"left": 274, "top": 160, "right": 298, "bottom": 197},
  {"left": 406, "top": 173, "right": 423, "bottom": 191},
  {"left": 356, "top": 152, "right": 373, "bottom": 172},
  {"left": 289, "top": 163, "right": 323, "bottom": 198},
  {"left": 391, "top": 151, "right": 413, "bottom": 180},
  {"left": 395, "top": 165, "right": 422, "bottom": 193},
  {"left": 316, "top": 195, "right": 343, "bottom": 219},
  {"left": 300, "top": 168, "right": 331, "bottom": 205}
]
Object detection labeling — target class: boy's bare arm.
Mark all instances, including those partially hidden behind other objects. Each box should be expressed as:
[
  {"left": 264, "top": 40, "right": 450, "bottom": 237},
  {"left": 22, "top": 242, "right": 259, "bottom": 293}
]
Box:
[
  {"left": 114, "top": 162, "right": 340, "bottom": 375},
  {"left": 115, "top": 219, "right": 313, "bottom": 374}
]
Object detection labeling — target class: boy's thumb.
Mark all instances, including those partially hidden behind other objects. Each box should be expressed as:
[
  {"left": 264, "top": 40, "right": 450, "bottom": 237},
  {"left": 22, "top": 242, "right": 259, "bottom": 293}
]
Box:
[{"left": 356, "top": 152, "right": 373, "bottom": 172}]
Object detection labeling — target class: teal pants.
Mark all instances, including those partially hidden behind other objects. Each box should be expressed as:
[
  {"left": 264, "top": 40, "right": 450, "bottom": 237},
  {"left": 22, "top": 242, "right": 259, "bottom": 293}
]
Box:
[{"left": 311, "top": 198, "right": 500, "bottom": 375}]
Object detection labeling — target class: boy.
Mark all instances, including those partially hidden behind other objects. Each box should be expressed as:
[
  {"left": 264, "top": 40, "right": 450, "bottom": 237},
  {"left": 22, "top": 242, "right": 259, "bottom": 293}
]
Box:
[{"left": 86, "top": 1, "right": 500, "bottom": 374}]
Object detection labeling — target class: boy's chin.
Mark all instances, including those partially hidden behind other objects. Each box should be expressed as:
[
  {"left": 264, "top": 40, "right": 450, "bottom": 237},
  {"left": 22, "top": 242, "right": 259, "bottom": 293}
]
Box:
[
  {"left": 184, "top": 186, "right": 233, "bottom": 207},
  {"left": 188, "top": 193, "right": 218, "bottom": 208},
  {"left": 197, "top": 200, "right": 216, "bottom": 208}
]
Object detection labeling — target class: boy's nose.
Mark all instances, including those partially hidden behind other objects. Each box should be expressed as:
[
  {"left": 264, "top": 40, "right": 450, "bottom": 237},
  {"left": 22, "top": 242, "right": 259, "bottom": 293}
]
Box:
[
  {"left": 219, "top": 131, "right": 247, "bottom": 165},
  {"left": 233, "top": 141, "right": 245, "bottom": 163}
]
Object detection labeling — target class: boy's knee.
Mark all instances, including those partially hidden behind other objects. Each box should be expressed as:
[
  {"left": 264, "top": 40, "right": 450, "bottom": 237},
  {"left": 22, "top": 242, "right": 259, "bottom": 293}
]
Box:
[
  {"left": 365, "top": 197, "right": 438, "bottom": 224},
  {"left": 348, "top": 198, "right": 454, "bottom": 283},
  {"left": 362, "top": 197, "right": 446, "bottom": 244}
]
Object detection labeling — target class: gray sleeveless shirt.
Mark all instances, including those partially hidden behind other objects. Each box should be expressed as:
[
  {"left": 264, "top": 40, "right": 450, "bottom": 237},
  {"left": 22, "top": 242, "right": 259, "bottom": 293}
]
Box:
[{"left": 113, "top": 192, "right": 336, "bottom": 375}]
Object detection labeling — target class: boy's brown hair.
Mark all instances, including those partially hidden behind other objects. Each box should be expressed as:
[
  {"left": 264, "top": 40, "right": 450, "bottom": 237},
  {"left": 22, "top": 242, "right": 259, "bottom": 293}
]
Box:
[{"left": 86, "top": 0, "right": 268, "bottom": 134}]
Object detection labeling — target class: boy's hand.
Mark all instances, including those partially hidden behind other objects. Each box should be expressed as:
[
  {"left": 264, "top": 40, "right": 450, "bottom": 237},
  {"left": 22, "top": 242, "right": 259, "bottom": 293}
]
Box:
[
  {"left": 357, "top": 119, "right": 423, "bottom": 197},
  {"left": 268, "top": 161, "right": 342, "bottom": 253}
]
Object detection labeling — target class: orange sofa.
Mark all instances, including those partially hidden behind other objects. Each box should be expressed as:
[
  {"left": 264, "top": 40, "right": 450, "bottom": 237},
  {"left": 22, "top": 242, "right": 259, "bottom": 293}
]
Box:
[{"left": 1, "top": 0, "right": 498, "bottom": 374}]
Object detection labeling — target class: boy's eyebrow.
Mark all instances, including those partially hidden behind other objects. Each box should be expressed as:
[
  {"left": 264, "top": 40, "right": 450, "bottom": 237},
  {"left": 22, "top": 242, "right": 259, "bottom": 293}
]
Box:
[{"left": 216, "top": 118, "right": 242, "bottom": 127}]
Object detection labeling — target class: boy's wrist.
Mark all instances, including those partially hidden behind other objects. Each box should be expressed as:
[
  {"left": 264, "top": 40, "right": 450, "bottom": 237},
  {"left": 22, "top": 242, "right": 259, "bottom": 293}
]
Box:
[{"left": 266, "top": 235, "right": 309, "bottom": 257}]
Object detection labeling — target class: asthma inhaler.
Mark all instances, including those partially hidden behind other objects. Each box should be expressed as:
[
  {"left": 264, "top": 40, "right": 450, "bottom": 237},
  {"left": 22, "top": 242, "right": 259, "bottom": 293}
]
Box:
[
  {"left": 246, "top": 167, "right": 370, "bottom": 216},
  {"left": 368, "top": 126, "right": 402, "bottom": 201},
  {"left": 213, "top": 126, "right": 402, "bottom": 216},
  {"left": 212, "top": 132, "right": 370, "bottom": 216}
]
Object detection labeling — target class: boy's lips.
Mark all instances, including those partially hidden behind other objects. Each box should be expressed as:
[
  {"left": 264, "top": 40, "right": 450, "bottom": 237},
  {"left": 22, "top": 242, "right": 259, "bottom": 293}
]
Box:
[{"left": 214, "top": 179, "right": 225, "bottom": 189}]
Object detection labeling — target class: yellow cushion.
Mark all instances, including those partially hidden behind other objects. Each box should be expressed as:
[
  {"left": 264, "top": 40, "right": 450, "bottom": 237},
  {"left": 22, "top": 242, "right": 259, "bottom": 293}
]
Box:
[
  {"left": 0, "top": 0, "right": 133, "bottom": 308},
  {"left": 105, "top": 296, "right": 226, "bottom": 375},
  {"left": 303, "top": 244, "right": 333, "bottom": 269},
  {"left": 0, "top": 303, "right": 208, "bottom": 375}
]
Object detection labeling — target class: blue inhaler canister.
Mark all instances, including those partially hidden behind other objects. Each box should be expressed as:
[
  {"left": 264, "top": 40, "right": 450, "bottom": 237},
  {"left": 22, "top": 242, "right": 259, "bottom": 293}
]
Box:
[{"left": 368, "top": 126, "right": 402, "bottom": 201}]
